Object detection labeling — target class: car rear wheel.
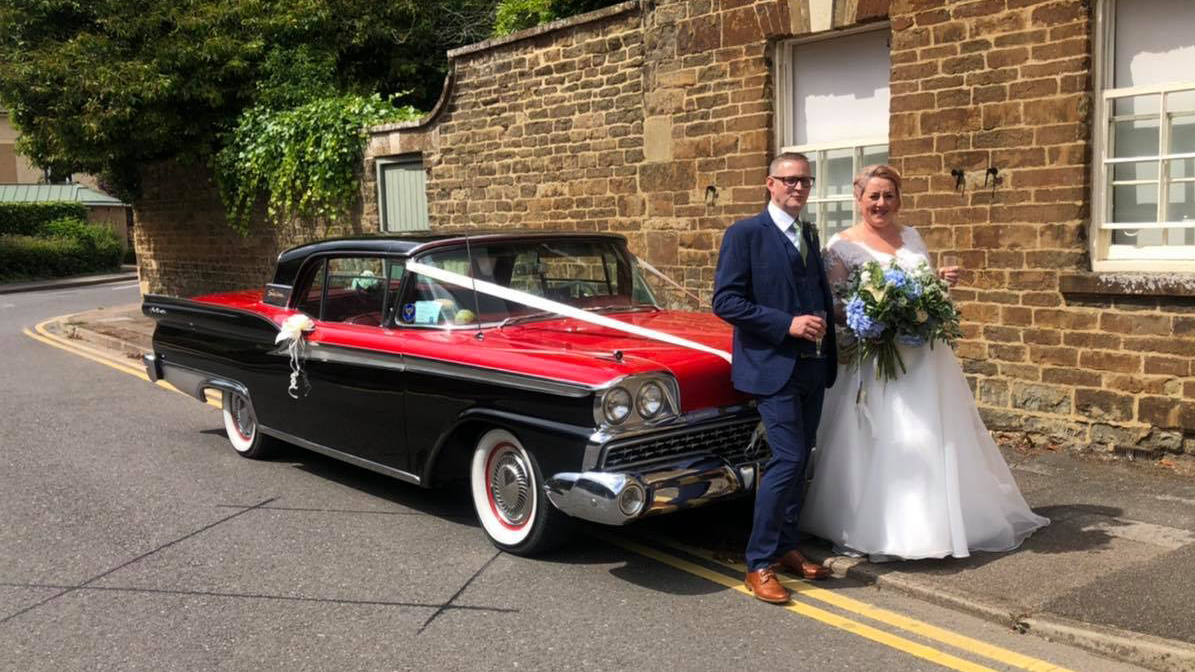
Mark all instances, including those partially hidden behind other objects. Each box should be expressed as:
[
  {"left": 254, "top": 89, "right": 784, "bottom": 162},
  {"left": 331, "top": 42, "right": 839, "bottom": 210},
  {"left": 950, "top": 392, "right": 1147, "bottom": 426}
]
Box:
[
  {"left": 221, "top": 390, "right": 276, "bottom": 459},
  {"left": 470, "top": 428, "right": 570, "bottom": 556}
]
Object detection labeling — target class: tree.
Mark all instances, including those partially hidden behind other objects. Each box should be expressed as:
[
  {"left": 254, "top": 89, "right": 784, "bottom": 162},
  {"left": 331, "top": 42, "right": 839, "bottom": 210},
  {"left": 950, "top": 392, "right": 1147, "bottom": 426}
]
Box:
[
  {"left": 0, "top": 0, "right": 496, "bottom": 199},
  {"left": 493, "top": 0, "right": 624, "bottom": 36}
]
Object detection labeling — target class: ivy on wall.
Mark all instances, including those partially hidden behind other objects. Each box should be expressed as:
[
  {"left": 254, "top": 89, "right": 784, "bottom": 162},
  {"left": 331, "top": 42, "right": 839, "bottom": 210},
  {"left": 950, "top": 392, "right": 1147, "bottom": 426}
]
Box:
[{"left": 215, "top": 94, "right": 420, "bottom": 234}]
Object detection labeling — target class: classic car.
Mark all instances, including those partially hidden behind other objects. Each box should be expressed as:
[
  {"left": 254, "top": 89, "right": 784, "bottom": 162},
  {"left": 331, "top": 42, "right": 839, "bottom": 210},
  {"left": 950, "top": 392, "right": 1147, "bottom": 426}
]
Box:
[{"left": 142, "top": 231, "right": 769, "bottom": 555}]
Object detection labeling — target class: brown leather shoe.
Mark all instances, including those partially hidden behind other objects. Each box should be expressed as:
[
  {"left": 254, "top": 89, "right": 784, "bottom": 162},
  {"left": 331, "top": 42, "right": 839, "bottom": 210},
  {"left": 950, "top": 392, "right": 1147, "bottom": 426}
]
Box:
[
  {"left": 744, "top": 567, "right": 791, "bottom": 603},
  {"left": 776, "top": 549, "right": 831, "bottom": 580}
]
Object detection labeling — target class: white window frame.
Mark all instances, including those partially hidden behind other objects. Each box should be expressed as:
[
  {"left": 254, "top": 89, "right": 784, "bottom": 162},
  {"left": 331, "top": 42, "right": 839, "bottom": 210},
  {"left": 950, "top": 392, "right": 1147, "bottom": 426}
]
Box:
[
  {"left": 1091, "top": 0, "right": 1195, "bottom": 271},
  {"left": 775, "top": 24, "right": 891, "bottom": 240},
  {"left": 376, "top": 155, "right": 430, "bottom": 233}
]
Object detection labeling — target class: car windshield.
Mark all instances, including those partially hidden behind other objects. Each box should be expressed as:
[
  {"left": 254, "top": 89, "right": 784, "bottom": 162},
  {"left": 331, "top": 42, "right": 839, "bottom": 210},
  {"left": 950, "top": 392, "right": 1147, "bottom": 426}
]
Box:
[{"left": 399, "top": 239, "right": 659, "bottom": 327}]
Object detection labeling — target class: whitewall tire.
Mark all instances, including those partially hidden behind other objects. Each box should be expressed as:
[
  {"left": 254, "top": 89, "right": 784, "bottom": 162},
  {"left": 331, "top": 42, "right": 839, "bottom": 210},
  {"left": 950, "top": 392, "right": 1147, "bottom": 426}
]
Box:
[
  {"left": 221, "top": 390, "right": 275, "bottom": 459},
  {"left": 469, "top": 428, "right": 570, "bottom": 555}
]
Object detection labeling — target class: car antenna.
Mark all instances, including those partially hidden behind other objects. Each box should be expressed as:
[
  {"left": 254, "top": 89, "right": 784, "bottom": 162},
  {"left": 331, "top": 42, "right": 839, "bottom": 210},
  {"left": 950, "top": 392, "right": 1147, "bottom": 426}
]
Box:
[{"left": 464, "top": 232, "right": 484, "bottom": 340}]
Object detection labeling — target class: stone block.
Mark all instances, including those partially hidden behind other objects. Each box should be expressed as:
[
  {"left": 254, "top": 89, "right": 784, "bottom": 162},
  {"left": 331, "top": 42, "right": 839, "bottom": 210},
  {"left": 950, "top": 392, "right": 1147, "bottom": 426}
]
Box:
[
  {"left": 978, "top": 378, "right": 1010, "bottom": 407},
  {"left": 1139, "top": 397, "right": 1195, "bottom": 431},
  {"left": 1075, "top": 388, "right": 1134, "bottom": 422},
  {"left": 1011, "top": 382, "right": 1073, "bottom": 414}
]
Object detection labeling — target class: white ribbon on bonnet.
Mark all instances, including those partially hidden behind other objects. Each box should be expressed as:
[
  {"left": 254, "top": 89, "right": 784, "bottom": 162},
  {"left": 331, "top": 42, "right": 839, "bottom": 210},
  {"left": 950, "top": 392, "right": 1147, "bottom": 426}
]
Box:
[{"left": 405, "top": 261, "right": 733, "bottom": 364}]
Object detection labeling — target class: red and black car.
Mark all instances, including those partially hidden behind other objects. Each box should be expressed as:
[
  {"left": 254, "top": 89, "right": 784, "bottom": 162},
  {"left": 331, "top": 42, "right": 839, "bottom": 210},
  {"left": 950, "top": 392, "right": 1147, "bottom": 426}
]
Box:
[{"left": 143, "top": 232, "right": 768, "bottom": 555}]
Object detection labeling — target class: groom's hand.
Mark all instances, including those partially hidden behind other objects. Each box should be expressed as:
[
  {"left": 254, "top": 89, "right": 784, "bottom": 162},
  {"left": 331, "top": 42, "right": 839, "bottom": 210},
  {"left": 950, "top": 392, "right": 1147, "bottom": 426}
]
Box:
[{"left": 789, "top": 315, "right": 826, "bottom": 341}]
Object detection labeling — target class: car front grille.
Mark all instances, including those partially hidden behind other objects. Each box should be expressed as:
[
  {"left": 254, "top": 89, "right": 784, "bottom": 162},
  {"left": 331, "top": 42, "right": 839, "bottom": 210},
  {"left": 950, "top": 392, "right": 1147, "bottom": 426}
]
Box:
[{"left": 599, "top": 417, "right": 769, "bottom": 470}]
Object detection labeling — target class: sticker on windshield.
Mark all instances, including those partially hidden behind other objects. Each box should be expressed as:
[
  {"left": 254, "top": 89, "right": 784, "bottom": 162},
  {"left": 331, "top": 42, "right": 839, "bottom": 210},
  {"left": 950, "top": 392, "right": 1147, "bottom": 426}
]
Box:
[{"left": 413, "top": 301, "right": 445, "bottom": 324}]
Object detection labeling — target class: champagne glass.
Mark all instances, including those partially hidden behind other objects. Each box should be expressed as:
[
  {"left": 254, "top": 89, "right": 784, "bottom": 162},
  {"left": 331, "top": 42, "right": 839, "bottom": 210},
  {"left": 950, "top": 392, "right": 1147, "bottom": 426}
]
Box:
[
  {"left": 813, "top": 309, "right": 827, "bottom": 358},
  {"left": 940, "top": 254, "right": 961, "bottom": 287}
]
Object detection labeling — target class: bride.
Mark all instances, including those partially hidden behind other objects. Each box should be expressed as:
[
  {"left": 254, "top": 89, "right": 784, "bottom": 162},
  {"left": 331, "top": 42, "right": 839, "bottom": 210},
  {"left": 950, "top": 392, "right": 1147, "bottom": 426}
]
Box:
[{"left": 799, "top": 164, "right": 1048, "bottom": 561}]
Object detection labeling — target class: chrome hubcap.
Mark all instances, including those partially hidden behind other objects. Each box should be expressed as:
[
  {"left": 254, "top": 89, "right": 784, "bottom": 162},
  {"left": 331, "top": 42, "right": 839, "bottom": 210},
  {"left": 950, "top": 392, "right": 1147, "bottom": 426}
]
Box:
[
  {"left": 230, "top": 395, "right": 255, "bottom": 439},
  {"left": 489, "top": 447, "right": 531, "bottom": 526}
]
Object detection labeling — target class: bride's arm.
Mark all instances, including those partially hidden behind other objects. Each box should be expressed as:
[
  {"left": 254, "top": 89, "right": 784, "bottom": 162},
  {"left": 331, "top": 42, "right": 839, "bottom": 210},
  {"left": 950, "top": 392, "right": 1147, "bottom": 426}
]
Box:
[{"left": 822, "top": 243, "right": 851, "bottom": 324}]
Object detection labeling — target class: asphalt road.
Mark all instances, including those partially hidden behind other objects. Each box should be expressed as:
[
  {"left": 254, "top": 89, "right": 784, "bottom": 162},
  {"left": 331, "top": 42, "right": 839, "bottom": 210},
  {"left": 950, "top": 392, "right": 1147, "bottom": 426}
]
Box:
[{"left": 0, "top": 283, "right": 1151, "bottom": 672}]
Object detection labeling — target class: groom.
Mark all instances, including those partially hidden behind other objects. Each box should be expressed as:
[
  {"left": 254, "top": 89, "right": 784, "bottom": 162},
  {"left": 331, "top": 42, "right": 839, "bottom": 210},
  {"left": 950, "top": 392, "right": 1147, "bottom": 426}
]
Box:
[{"left": 712, "top": 152, "right": 838, "bottom": 603}]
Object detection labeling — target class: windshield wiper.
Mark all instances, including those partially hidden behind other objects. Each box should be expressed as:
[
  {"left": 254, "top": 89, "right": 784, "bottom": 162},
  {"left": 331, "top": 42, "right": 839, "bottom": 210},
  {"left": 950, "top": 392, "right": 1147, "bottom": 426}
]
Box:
[
  {"left": 497, "top": 311, "right": 558, "bottom": 328},
  {"left": 584, "top": 304, "right": 660, "bottom": 314}
]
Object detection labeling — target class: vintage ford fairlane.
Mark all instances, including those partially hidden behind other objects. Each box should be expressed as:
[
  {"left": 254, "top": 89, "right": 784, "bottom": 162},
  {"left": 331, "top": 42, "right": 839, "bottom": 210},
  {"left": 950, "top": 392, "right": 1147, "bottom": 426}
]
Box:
[{"left": 143, "top": 232, "right": 768, "bottom": 554}]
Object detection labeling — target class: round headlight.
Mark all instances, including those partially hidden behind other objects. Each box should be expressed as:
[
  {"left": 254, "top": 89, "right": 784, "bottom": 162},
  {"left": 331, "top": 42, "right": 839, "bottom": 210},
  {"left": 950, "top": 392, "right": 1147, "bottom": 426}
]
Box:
[
  {"left": 603, "top": 387, "right": 632, "bottom": 424},
  {"left": 636, "top": 381, "right": 666, "bottom": 418}
]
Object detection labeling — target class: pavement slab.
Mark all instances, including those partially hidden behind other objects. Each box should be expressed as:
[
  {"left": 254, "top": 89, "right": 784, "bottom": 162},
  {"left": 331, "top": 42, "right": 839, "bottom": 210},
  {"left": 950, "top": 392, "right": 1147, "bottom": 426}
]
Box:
[{"left": 1042, "top": 542, "right": 1195, "bottom": 645}]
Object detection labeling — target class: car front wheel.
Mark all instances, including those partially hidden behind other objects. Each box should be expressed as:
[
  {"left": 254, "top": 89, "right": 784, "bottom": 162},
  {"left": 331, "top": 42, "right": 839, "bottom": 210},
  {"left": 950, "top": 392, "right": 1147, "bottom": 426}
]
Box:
[
  {"left": 469, "top": 428, "right": 570, "bottom": 555},
  {"left": 221, "top": 390, "right": 276, "bottom": 459}
]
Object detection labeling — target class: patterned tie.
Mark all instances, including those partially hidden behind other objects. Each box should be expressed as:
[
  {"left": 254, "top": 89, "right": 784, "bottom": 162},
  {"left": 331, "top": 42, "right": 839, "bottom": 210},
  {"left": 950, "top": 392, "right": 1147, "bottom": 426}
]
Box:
[{"left": 789, "top": 222, "right": 807, "bottom": 264}]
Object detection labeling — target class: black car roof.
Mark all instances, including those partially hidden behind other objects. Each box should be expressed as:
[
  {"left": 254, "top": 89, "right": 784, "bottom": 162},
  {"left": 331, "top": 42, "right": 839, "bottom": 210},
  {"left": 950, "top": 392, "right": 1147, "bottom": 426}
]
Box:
[{"left": 272, "top": 230, "right": 628, "bottom": 287}]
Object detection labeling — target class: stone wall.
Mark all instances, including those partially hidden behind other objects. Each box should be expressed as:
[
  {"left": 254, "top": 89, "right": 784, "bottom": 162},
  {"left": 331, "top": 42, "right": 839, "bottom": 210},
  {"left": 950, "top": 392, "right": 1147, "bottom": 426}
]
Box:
[
  {"left": 886, "top": 0, "right": 1195, "bottom": 455},
  {"left": 132, "top": 161, "right": 369, "bottom": 297}
]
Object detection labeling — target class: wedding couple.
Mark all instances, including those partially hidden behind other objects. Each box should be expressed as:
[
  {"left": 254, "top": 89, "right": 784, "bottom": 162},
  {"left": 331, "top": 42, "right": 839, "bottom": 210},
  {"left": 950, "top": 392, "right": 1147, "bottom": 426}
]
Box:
[{"left": 712, "top": 153, "right": 1048, "bottom": 604}]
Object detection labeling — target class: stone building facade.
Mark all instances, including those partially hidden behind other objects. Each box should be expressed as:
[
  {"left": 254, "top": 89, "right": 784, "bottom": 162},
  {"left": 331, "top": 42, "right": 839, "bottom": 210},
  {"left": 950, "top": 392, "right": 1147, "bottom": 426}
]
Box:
[{"left": 135, "top": 0, "right": 1195, "bottom": 457}]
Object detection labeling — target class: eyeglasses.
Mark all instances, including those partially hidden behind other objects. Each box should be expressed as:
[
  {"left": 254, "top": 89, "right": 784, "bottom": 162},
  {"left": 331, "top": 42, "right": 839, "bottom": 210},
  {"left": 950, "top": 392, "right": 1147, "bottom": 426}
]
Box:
[{"left": 771, "top": 175, "right": 815, "bottom": 189}]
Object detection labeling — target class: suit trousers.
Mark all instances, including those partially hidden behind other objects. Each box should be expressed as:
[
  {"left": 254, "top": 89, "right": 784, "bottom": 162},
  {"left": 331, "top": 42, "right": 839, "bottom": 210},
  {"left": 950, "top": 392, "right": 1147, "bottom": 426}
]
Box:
[{"left": 745, "top": 363, "right": 828, "bottom": 571}]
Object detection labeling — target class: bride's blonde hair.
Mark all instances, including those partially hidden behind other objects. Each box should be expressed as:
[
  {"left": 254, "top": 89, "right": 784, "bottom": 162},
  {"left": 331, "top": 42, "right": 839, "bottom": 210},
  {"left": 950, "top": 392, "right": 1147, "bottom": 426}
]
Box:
[{"left": 853, "top": 164, "right": 902, "bottom": 201}]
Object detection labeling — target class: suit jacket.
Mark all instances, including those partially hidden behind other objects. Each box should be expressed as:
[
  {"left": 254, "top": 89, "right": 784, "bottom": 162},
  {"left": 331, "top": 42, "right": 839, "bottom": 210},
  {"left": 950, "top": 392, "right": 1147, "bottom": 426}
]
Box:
[{"left": 712, "top": 208, "right": 838, "bottom": 396}]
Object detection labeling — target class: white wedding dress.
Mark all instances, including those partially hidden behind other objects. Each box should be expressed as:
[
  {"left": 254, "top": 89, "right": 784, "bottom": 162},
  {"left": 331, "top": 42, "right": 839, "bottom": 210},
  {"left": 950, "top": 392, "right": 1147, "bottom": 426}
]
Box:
[{"left": 799, "top": 226, "right": 1048, "bottom": 561}]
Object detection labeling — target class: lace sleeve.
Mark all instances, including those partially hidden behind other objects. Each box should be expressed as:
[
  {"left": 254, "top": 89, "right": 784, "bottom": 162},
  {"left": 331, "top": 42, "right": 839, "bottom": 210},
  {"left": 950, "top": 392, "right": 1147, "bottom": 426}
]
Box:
[{"left": 822, "top": 240, "right": 851, "bottom": 324}]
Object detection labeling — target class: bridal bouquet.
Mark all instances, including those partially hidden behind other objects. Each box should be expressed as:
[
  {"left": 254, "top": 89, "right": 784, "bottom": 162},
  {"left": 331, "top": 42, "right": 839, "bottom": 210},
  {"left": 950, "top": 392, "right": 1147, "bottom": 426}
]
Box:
[{"left": 836, "top": 260, "right": 962, "bottom": 381}]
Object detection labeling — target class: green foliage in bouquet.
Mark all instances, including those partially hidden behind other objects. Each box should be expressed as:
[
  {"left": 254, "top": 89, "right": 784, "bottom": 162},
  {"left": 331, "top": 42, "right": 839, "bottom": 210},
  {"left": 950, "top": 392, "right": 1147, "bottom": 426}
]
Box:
[{"left": 837, "top": 260, "right": 963, "bottom": 381}]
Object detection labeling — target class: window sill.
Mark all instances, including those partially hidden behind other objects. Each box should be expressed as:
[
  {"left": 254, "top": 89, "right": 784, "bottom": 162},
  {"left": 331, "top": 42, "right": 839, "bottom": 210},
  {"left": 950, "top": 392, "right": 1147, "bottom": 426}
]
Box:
[{"left": 1059, "top": 272, "right": 1195, "bottom": 297}]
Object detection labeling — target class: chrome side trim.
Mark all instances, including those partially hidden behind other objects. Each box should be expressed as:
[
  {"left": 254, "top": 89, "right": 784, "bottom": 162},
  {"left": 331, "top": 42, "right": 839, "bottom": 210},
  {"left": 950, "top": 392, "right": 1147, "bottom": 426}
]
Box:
[
  {"left": 402, "top": 355, "right": 595, "bottom": 398},
  {"left": 307, "top": 342, "right": 405, "bottom": 372},
  {"left": 272, "top": 340, "right": 595, "bottom": 398},
  {"left": 259, "top": 426, "right": 422, "bottom": 486},
  {"left": 156, "top": 358, "right": 249, "bottom": 403}
]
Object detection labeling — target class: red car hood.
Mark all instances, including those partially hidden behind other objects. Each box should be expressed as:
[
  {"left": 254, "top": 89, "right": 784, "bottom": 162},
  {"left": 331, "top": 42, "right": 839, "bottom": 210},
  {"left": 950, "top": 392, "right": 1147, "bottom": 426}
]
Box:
[{"left": 483, "top": 310, "right": 745, "bottom": 412}]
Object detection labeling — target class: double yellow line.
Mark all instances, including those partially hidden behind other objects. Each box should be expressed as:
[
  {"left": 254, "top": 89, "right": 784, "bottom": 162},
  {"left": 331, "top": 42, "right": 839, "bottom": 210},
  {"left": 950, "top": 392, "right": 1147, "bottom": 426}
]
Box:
[
  {"left": 25, "top": 316, "right": 222, "bottom": 409},
  {"left": 601, "top": 536, "right": 1078, "bottom": 672},
  {"left": 27, "top": 313, "right": 1076, "bottom": 672}
]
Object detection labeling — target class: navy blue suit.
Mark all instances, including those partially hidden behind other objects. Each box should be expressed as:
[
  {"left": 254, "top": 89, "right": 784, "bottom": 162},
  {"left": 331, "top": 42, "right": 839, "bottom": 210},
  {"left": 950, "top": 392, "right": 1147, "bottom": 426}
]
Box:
[{"left": 713, "top": 209, "right": 837, "bottom": 571}]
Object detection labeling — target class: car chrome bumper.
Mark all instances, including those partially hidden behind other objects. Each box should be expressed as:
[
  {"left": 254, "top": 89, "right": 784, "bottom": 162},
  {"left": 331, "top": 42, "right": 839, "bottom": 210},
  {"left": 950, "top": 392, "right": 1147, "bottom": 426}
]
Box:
[
  {"left": 544, "top": 456, "right": 761, "bottom": 526},
  {"left": 143, "top": 353, "right": 248, "bottom": 403}
]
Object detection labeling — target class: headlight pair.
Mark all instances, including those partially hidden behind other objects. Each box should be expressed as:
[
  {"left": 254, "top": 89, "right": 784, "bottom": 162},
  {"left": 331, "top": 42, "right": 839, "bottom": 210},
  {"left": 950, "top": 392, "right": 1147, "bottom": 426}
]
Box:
[{"left": 601, "top": 380, "right": 668, "bottom": 425}]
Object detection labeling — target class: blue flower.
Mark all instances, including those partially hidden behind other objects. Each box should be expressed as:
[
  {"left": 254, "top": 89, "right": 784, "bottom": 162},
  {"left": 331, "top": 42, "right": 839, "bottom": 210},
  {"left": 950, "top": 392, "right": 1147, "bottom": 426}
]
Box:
[
  {"left": 846, "top": 297, "right": 887, "bottom": 339},
  {"left": 905, "top": 279, "right": 923, "bottom": 298},
  {"left": 883, "top": 269, "right": 908, "bottom": 289}
]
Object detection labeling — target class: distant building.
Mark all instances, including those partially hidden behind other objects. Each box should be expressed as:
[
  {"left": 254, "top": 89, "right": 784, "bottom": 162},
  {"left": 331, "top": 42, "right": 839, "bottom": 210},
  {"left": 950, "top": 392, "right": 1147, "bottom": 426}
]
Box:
[
  {"left": 0, "top": 183, "right": 131, "bottom": 252},
  {"left": 1, "top": 109, "right": 132, "bottom": 250},
  {"left": 0, "top": 109, "right": 43, "bottom": 183}
]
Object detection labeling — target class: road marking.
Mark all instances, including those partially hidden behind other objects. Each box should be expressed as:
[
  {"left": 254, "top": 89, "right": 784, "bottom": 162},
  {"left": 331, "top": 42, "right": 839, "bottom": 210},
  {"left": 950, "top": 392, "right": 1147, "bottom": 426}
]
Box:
[
  {"left": 605, "top": 534, "right": 1079, "bottom": 672},
  {"left": 648, "top": 537, "right": 1076, "bottom": 672},
  {"left": 24, "top": 316, "right": 222, "bottom": 409},
  {"left": 109, "top": 282, "right": 141, "bottom": 290},
  {"left": 605, "top": 535, "right": 1016, "bottom": 672}
]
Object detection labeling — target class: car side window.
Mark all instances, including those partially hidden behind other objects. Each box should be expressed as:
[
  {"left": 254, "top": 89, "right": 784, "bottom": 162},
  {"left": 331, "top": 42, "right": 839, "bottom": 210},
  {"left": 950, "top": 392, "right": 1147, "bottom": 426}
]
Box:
[
  {"left": 296, "top": 260, "right": 326, "bottom": 317},
  {"left": 322, "top": 257, "right": 387, "bottom": 325}
]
